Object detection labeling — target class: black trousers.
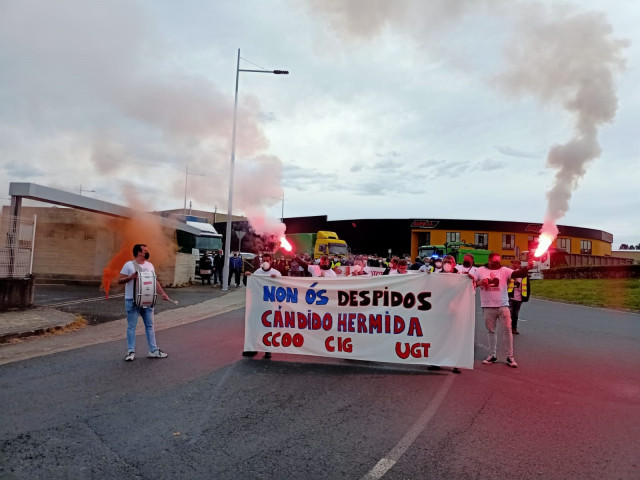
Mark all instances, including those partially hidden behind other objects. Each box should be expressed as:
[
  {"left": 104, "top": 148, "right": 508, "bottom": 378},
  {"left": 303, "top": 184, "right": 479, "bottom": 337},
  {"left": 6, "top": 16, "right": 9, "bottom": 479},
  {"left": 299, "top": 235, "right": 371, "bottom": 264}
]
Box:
[
  {"left": 229, "top": 269, "right": 241, "bottom": 286},
  {"left": 213, "top": 268, "right": 222, "bottom": 284},
  {"left": 509, "top": 299, "right": 523, "bottom": 329}
]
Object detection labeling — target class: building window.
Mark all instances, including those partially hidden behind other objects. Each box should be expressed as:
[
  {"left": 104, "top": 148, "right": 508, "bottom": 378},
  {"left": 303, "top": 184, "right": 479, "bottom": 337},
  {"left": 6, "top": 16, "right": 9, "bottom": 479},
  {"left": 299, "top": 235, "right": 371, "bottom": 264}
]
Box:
[
  {"left": 557, "top": 238, "right": 571, "bottom": 252},
  {"left": 502, "top": 234, "right": 515, "bottom": 250},
  {"left": 446, "top": 232, "right": 460, "bottom": 243},
  {"left": 580, "top": 240, "right": 592, "bottom": 255},
  {"left": 417, "top": 232, "right": 430, "bottom": 246},
  {"left": 475, "top": 233, "right": 488, "bottom": 247}
]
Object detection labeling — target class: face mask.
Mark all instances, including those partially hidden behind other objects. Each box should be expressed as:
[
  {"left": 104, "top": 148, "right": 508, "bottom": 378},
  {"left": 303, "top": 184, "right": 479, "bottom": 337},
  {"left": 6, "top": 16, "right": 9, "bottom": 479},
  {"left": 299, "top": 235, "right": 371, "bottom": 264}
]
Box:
[
  {"left": 144, "top": 252, "right": 150, "bottom": 260},
  {"left": 261, "top": 262, "right": 270, "bottom": 270},
  {"left": 443, "top": 263, "right": 453, "bottom": 272},
  {"left": 463, "top": 261, "right": 471, "bottom": 268},
  {"left": 489, "top": 261, "right": 501, "bottom": 270},
  {"left": 435, "top": 261, "right": 442, "bottom": 268}
]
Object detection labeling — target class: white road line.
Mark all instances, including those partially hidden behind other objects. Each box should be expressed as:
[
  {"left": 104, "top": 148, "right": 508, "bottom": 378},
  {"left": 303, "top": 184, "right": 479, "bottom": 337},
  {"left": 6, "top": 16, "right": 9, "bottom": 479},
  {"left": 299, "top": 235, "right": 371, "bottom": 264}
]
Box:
[
  {"left": 42, "top": 293, "right": 124, "bottom": 307},
  {"left": 360, "top": 374, "right": 456, "bottom": 480}
]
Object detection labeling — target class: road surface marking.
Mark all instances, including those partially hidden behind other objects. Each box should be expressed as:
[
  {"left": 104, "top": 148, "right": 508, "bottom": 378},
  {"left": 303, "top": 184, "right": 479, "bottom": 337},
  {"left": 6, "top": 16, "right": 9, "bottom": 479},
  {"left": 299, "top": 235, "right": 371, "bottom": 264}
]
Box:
[
  {"left": 41, "top": 294, "right": 124, "bottom": 307},
  {"left": 360, "top": 374, "right": 455, "bottom": 480}
]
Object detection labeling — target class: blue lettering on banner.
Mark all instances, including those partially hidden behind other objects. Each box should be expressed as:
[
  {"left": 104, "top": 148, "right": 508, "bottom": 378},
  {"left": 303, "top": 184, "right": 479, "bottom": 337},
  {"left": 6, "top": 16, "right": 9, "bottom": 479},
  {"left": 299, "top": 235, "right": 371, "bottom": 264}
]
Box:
[
  {"left": 263, "top": 286, "right": 298, "bottom": 303},
  {"left": 305, "top": 284, "right": 328, "bottom": 305}
]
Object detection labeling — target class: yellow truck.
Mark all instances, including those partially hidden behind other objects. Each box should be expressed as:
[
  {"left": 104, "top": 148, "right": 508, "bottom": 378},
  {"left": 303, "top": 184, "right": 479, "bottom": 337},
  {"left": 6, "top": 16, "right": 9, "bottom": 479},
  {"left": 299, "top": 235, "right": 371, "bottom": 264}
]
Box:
[{"left": 286, "top": 231, "right": 349, "bottom": 259}]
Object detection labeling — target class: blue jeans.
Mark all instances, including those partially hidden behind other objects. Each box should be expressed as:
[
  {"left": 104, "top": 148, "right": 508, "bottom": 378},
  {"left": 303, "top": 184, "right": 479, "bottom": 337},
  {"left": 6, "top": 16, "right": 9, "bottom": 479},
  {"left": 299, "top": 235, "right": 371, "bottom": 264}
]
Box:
[{"left": 125, "top": 299, "right": 158, "bottom": 353}]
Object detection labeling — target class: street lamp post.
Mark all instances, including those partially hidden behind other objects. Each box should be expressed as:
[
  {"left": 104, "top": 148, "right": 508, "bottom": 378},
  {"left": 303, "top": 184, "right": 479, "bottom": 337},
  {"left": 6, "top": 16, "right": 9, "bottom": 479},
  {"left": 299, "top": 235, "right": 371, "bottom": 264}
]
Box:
[{"left": 222, "top": 49, "right": 288, "bottom": 291}]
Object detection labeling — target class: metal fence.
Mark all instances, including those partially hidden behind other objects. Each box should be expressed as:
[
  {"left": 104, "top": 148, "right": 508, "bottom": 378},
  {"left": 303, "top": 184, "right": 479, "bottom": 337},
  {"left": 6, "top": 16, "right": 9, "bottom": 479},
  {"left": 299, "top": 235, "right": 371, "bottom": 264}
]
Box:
[{"left": 0, "top": 214, "right": 36, "bottom": 278}]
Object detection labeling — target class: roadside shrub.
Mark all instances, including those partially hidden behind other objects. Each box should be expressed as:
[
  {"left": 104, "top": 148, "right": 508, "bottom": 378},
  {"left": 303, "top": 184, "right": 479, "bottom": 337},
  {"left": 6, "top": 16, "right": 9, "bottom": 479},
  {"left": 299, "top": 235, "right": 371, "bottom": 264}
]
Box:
[{"left": 542, "top": 264, "right": 640, "bottom": 280}]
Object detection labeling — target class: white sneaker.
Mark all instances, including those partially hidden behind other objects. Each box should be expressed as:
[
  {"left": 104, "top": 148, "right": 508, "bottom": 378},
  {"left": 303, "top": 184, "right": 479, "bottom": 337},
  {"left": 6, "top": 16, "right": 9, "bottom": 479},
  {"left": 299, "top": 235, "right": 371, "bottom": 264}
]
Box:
[
  {"left": 124, "top": 352, "right": 135, "bottom": 361},
  {"left": 506, "top": 357, "right": 518, "bottom": 368},
  {"left": 482, "top": 355, "right": 497, "bottom": 364},
  {"left": 148, "top": 349, "right": 168, "bottom": 358}
]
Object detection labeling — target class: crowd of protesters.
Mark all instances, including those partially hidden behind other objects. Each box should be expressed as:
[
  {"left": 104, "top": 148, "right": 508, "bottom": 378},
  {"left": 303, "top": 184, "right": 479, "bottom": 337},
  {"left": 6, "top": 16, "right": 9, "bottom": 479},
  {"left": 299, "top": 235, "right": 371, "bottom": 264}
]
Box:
[
  {"left": 232, "top": 249, "right": 532, "bottom": 369},
  {"left": 196, "top": 249, "right": 530, "bottom": 280}
]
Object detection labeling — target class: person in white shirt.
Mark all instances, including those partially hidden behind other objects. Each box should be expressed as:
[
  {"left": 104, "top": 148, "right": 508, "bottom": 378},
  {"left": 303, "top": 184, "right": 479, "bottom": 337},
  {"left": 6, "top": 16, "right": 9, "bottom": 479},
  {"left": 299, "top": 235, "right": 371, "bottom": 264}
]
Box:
[
  {"left": 295, "top": 254, "right": 337, "bottom": 277},
  {"left": 383, "top": 257, "right": 399, "bottom": 275},
  {"left": 437, "top": 255, "right": 458, "bottom": 274},
  {"left": 349, "top": 257, "right": 371, "bottom": 276},
  {"left": 118, "top": 243, "right": 170, "bottom": 362},
  {"left": 455, "top": 253, "right": 478, "bottom": 277},
  {"left": 470, "top": 252, "right": 531, "bottom": 368},
  {"left": 246, "top": 253, "right": 282, "bottom": 278},
  {"left": 418, "top": 257, "right": 431, "bottom": 273},
  {"left": 388, "top": 258, "right": 408, "bottom": 275},
  {"left": 243, "top": 252, "right": 282, "bottom": 359}
]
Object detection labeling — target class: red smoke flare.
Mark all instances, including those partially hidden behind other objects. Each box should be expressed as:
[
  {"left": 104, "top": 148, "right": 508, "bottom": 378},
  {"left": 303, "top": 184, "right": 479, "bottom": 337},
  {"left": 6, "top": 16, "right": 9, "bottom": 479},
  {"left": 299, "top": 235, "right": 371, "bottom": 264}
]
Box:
[
  {"left": 534, "top": 232, "right": 554, "bottom": 257},
  {"left": 280, "top": 236, "right": 292, "bottom": 252}
]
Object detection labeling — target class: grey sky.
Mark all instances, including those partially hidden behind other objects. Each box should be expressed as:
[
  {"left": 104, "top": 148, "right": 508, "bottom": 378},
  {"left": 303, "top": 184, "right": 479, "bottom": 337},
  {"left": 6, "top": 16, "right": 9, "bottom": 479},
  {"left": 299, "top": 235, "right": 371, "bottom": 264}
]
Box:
[{"left": 0, "top": 0, "right": 638, "bottom": 246}]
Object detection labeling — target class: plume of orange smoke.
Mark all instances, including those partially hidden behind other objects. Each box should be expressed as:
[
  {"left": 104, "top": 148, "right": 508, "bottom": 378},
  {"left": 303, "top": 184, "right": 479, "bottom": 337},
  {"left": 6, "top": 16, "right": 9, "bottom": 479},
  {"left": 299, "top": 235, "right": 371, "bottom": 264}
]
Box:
[{"left": 101, "top": 213, "right": 176, "bottom": 297}]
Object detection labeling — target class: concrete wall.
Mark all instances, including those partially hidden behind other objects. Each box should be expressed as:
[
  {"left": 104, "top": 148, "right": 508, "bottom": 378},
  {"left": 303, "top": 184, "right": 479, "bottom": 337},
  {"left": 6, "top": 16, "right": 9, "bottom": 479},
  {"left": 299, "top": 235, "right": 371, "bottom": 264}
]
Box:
[
  {"left": 1, "top": 207, "right": 192, "bottom": 287},
  {"left": 172, "top": 252, "right": 198, "bottom": 285},
  {"left": 611, "top": 250, "right": 640, "bottom": 264}
]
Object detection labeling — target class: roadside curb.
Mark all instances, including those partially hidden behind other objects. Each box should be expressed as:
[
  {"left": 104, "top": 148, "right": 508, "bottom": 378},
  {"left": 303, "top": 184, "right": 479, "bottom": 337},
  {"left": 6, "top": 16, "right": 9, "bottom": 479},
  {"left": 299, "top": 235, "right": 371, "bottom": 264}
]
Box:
[
  {"left": 0, "top": 318, "right": 83, "bottom": 344},
  {"left": 0, "top": 307, "right": 80, "bottom": 344},
  {"left": 0, "top": 289, "right": 247, "bottom": 366}
]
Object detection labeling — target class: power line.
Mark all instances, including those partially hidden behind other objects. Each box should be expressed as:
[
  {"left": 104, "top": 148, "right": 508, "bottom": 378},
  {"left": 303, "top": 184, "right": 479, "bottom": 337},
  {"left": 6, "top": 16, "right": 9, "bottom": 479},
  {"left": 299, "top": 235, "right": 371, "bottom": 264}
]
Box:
[{"left": 240, "top": 56, "right": 268, "bottom": 71}]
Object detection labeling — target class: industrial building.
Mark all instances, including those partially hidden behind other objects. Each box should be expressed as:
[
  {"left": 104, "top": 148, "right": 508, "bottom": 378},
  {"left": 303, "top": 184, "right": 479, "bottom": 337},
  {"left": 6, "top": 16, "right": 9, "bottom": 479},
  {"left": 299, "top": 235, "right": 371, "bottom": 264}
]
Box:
[
  {"left": 280, "top": 216, "right": 614, "bottom": 261},
  {"left": 2, "top": 183, "right": 619, "bottom": 290}
]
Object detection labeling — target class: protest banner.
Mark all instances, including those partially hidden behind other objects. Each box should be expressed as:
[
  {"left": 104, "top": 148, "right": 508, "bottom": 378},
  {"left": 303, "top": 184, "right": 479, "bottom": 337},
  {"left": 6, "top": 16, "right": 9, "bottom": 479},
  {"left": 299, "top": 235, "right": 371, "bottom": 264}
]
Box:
[{"left": 244, "top": 273, "right": 476, "bottom": 369}]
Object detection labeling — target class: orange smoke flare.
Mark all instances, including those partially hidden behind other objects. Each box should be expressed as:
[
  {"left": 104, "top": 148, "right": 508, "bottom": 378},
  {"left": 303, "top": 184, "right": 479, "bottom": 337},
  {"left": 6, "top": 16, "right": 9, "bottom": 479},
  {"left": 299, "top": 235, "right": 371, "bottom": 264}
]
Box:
[
  {"left": 280, "top": 236, "right": 292, "bottom": 252},
  {"left": 101, "top": 213, "right": 176, "bottom": 297}
]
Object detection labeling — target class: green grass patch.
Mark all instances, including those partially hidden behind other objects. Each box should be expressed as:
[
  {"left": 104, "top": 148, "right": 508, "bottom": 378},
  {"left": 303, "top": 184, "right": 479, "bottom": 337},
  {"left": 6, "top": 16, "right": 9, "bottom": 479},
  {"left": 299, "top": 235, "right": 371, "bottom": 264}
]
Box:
[{"left": 532, "top": 278, "right": 640, "bottom": 311}]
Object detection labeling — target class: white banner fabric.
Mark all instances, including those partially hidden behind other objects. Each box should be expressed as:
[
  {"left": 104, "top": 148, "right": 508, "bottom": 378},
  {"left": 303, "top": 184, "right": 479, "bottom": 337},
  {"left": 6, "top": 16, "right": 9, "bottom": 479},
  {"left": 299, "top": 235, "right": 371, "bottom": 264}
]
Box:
[{"left": 244, "top": 273, "right": 476, "bottom": 369}]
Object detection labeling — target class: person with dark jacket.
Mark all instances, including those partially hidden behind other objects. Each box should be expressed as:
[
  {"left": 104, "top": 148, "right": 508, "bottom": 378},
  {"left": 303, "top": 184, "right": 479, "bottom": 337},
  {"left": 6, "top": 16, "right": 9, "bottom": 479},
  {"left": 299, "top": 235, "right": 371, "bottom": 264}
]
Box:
[
  {"left": 229, "top": 251, "right": 243, "bottom": 287},
  {"left": 409, "top": 256, "right": 424, "bottom": 270},
  {"left": 213, "top": 250, "right": 224, "bottom": 285},
  {"left": 508, "top": 261, "right": 530, "bottom": 334},
  {"left": 198, "top": 252, "right": 213, "bottom": 285}
]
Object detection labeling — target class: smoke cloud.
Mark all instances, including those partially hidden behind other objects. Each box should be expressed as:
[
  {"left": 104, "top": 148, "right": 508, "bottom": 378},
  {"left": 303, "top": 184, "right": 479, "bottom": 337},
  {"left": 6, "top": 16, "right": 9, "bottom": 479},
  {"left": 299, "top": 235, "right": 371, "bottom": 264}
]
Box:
[
  {"left": 306, "top": 0, "right": 627, "bottom": 241},
  {"left": 101, "top": 186, "right": 177, "bottom": 295},
  {"left": 0, "top": 0, "right": 281, "bottom": 228},
  {"left": 496, "top": 3, "right": 627, "bottom": 239}
]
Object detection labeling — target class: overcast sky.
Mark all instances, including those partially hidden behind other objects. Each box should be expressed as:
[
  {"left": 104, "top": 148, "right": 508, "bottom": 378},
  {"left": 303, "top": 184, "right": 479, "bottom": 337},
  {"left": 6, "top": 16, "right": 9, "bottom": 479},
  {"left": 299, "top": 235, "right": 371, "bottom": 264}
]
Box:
[{"left": 1, "top": 0, "right": 638, "bottom": 246}]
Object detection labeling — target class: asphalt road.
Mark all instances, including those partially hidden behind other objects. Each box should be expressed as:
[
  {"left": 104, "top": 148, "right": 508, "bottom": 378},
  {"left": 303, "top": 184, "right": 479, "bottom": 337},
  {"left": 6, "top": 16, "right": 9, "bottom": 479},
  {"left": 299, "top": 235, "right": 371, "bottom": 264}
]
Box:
[{"left": 0, "top": 298, "right": 638, "bottom": 479}]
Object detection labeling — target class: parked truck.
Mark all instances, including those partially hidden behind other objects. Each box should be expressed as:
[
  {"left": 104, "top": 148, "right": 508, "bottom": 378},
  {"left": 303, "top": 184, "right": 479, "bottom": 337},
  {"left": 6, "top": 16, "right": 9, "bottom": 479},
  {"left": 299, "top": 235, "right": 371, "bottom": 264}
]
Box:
[
  {"left": 285, "top": 231, "right": 349, "bottom": 259},
  {"left": 418, "top": 242, "right": 491, "bottom": 266},
  {"left": 519, "top": 248, "right": 633, "bottom": 279},
  {"left": 176, "top": 216, "right": 223, "bottom": 278}
]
